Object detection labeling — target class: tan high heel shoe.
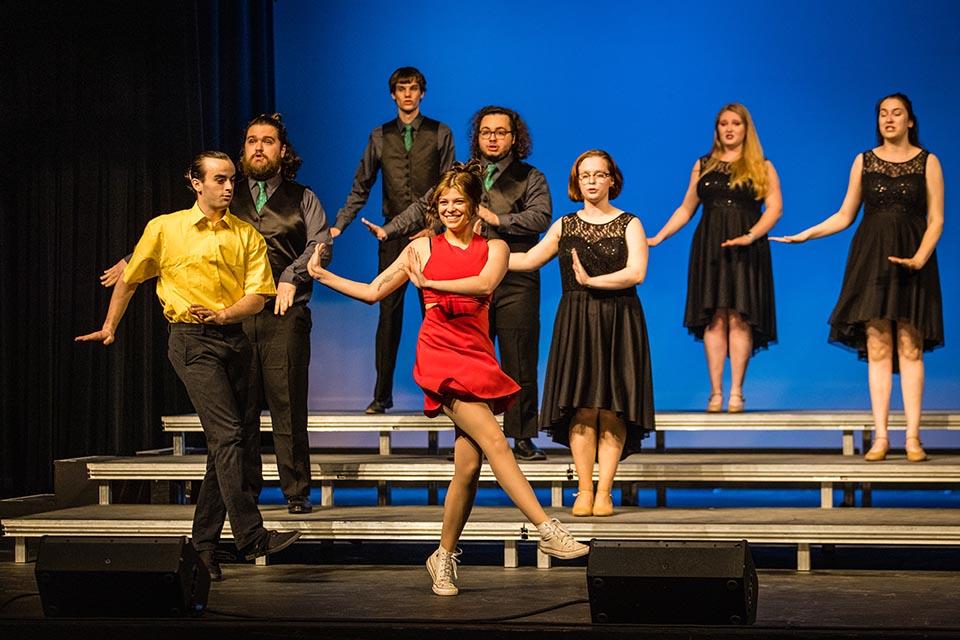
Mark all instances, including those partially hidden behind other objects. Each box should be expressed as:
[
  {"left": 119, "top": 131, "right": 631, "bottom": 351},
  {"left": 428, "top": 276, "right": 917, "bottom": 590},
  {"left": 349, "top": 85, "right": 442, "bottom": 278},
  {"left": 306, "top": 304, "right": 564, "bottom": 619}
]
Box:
[
  {"left": 706, "top": 392, "right": 723, "bottom": 413},
  {"left": 728, "top": 393, "right": 745, "bottom": 414},
  {"left": 905, "top": 436, "right": 928, "bottom": 462},
  {"left": 864, "top": 436, "right": 889, "bottom": 462},
  {"left": 571, "top": 490, "right": 594, "bottom": 517},
  {"left": 592, "top": 492, "right": 614, "bottom": 517}
]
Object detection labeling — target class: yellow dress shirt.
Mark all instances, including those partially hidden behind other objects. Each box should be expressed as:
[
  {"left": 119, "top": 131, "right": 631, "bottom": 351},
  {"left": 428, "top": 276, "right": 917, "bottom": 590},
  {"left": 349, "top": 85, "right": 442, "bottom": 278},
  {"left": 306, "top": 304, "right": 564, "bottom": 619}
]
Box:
[{"left": 124, "top": 203, "right": 277, "bottom": 323}]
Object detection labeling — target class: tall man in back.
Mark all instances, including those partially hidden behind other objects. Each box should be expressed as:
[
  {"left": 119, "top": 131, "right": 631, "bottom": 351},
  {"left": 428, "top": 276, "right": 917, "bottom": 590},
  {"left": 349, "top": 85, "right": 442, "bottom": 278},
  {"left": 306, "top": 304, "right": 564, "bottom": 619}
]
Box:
[
  {"left": 330, "top": 66, "right": 455, "bottom": 414},
  {"left": 78, "top": 152, "right": 301, "bottom": 580},
  {"left": 372, "top": 106, "right": 552, "bottom": 460}
]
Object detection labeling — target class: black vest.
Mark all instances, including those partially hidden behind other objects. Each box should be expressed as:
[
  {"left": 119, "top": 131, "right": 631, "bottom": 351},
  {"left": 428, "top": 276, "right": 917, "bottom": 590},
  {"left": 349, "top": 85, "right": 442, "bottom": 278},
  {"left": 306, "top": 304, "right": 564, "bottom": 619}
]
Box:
[
  {"left": 232, "top": 179, "right": 309, "bottom": 295},
  {"left": 381, "top": 117, "right": 441, "bottom": 219},
  {"left": 482, "top": 160, "right": 539, "bottom": 251}
]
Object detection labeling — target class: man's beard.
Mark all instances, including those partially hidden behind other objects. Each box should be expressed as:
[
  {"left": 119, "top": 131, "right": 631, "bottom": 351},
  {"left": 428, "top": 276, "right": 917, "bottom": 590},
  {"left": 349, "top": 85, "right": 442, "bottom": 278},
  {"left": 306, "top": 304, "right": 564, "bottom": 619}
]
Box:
[{"left": 242, "top": 154, "right": 282, "bottom": 180}]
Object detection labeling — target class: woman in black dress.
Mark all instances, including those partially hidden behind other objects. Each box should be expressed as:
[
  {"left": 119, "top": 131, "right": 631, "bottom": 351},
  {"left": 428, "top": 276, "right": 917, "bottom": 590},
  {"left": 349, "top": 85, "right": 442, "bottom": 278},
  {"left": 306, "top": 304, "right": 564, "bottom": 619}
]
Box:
[
  {"left": 773, "top": 93, "right": 944, "bottom": 462},
  {"left": 510, "top": 150, "right": 654, "bottom": 517},
  {"left": 648, "top": 103, "right": 782, "bottom": 413}
]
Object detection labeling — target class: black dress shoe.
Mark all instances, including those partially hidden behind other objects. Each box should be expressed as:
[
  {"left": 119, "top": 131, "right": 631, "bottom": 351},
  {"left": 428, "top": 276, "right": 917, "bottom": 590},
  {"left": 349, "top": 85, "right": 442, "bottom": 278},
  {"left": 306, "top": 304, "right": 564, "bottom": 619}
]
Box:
[
  {"left": 365, "top": 400, "right": 392, "bottom": 414},
  {"left": 197, "top": 550, "right": 223, "bottom": 582},
  {"left": 287, "top": 497, "right": 313, "bottom": 514},
  {"left": 243, "top": 530, "right": 302, "bottom": 561},
  {"left": 513, "top": 438, "right": 547, "bottom": 461}
]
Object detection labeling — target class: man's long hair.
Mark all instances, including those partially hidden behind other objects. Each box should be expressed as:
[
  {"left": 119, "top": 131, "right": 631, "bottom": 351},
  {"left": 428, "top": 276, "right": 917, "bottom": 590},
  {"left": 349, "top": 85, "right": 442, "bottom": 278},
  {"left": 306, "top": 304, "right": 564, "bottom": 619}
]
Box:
[
  {"left": 469, "top": 105, "right": 533, "bottom": 160},
  {"left": 241, "top": 113, "right": 303, "bottom": 180}
]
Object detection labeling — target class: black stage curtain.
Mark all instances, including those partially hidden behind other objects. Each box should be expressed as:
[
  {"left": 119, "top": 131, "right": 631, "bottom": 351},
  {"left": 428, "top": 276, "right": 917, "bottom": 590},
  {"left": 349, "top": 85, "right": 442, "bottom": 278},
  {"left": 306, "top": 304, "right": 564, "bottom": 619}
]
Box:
[{"left": 0, "top": 0, "right": 276, "bottom": 497}]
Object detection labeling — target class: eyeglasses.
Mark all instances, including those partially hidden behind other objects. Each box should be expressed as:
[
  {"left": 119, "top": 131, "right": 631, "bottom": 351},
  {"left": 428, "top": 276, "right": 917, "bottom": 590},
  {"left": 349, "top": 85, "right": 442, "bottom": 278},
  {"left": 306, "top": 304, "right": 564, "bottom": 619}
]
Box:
[
  {"left": 478, "top": 128, "right": 513, "bottom": 139},
  {"left": 578, "top": 171, "right": 611, "bottom": 182}
]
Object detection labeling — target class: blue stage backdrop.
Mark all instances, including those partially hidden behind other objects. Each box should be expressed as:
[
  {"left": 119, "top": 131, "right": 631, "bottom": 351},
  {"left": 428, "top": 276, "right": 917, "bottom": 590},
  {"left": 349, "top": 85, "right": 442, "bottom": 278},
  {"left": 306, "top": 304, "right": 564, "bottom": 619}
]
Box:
[{"left": 274, "top": 0, "right": 958, "bottom": 448}]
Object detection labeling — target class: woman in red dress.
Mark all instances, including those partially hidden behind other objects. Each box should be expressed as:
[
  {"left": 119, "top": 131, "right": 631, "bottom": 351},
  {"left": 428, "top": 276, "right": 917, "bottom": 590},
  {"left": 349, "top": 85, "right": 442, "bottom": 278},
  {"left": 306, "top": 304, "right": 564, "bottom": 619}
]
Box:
[{"left": 308, "top": 163, "right": 588, "bottom": 596}]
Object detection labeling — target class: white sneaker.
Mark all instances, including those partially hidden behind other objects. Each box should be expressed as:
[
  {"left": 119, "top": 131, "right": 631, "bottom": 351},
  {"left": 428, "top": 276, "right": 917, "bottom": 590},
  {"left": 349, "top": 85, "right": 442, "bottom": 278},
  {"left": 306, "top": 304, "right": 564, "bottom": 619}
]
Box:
[
  {"left": 426, "top": 546, "right": 462, "bottom": 596},
  {"left": 537, "top": 518, "right": 590, "bottom": 559}
]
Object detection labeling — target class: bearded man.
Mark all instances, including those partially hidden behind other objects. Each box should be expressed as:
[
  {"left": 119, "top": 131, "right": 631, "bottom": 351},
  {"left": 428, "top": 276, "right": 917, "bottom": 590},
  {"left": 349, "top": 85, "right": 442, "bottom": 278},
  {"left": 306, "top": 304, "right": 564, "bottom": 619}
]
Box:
[{"left": 102, "top": 114, "right": 331, "bottom": 514}]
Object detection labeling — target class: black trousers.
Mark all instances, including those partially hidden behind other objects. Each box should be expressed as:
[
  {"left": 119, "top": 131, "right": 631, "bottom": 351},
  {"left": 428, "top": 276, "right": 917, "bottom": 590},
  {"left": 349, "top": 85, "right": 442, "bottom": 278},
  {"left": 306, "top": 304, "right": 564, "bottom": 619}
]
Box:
[
  {"left": 167, "top": 323, "right": 266, "bottom": 553},
  {"left": 489, "top": 270, "right": 541, "bottom": 440},
  {"left": 242, "top": 303, "right": 312, "bottom": 500},
  {"left": 373, "top": 234, "right": 423, "bottom": 405}
]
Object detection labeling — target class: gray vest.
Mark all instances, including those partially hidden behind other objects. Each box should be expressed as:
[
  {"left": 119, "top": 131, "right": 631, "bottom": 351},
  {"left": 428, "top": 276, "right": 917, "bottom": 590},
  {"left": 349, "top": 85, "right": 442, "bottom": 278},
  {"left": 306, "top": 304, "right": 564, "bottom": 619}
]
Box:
[{"left": 380, "top": 117, "right": 441, "bottom": 219}]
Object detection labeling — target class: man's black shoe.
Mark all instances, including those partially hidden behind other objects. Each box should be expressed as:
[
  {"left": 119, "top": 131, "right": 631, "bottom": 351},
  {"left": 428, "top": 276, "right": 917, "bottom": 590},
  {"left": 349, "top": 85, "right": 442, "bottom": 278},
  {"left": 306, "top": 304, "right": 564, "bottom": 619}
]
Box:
[
  {"left": 513, "top": 438, "right": 547, "bottom": 461},
  {"left": 197, "top": 550, "right": 223, "bottom": 582},
  {"left": 365, "top": 400, "right": 392, "bottom": 414},
  {"left": 243, "top": 530, "right": 302, "bottom": 561},
  {"left": 287, "top": 497, "right": 313, "bottom": 514}
]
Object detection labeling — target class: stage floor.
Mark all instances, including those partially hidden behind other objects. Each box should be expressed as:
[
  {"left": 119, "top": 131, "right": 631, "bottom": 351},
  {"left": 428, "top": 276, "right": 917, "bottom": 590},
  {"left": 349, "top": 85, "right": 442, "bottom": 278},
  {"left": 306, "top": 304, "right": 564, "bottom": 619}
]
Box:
[{"left": 3, "top": 550, "right": 960, "bottom": 638}]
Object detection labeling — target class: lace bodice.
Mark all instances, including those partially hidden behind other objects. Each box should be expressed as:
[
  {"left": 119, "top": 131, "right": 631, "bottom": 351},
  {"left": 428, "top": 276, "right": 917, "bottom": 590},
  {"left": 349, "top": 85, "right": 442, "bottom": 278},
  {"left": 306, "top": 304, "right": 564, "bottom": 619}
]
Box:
[
  {"left": 862, "top": 149, "right": 928, "bottom": 217},
  {"left": 558, "top": 212, "right": 634, "bottom": 292},
  {"left": 697, "top": 156, "right": 762, "bottom": 216}
]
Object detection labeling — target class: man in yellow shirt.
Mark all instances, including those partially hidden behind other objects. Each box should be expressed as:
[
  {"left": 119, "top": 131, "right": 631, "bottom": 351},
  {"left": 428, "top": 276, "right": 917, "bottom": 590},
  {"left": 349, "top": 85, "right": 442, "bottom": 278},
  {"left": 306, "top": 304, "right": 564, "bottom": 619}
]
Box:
[{"left": 77, "top": 151, "right": 300, "bottom": 580}]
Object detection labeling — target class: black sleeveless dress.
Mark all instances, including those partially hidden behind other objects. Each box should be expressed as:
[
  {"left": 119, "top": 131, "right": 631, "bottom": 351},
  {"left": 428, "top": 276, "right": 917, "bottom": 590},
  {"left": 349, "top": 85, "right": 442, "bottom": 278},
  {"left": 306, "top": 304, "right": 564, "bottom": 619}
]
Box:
[
  {"left": 540, "top": 212, "right": 655, "bottom": 456},
  {"left": 828, "top": 149, "right": 944, "bottom": 364},
  {"left": 684, "top": 157, "right": 777, "bottom": 352}
]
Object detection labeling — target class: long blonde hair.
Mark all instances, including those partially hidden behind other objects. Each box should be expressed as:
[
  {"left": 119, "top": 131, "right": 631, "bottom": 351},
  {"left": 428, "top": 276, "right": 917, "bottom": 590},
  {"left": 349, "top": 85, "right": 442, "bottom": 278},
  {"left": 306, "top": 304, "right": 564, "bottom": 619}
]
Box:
[{"left": 701, "top": 103, "right": 768, "bottom": 199}]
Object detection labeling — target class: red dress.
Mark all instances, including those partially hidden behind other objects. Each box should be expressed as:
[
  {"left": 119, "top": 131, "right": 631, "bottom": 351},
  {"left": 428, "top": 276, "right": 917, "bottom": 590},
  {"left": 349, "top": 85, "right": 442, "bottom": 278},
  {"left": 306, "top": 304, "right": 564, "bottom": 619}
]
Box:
[{"left": 414, "top": 234, "right": 520, "bottom": 417}]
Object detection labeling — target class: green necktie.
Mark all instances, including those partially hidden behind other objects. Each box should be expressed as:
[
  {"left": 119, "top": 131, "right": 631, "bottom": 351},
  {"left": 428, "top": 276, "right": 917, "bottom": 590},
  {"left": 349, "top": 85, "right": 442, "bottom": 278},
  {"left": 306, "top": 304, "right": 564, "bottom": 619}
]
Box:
[
  {"left": 255, "top": 181, "right": 268, "bottom": 213},
  {"left": 483, "top": 163, "right": 498, "bottom": 190},
  {"left": 403, "top": 124, "right": 414, "bottom": 152}
]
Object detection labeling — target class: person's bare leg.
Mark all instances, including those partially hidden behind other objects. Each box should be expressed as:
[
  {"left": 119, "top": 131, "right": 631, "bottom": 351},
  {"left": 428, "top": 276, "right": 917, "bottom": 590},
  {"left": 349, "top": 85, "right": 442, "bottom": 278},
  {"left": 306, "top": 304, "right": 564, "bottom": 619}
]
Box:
[
  {"left": 897, "top": 322, "right": 927, "bottom": 460},
  {"left": 443, "top": 399, "right": 548, "bottom": 526},
  {"left": 439, "top": 432, "right": 483, "bottom": 552},
  {"left": 594, "top": 410, "right": 626, "bottom": 516},
  {"left": 865, "top": 319, "right": 894, "bottom": 459},
  {"left": 569, "top": 408, "right": 598, "bottom": 515},
  {"left": 703, "top": 310, "right": 728, "bottom": 410},
  {"left": 727, "top": 311, "right": 753, "bottom": 411}
]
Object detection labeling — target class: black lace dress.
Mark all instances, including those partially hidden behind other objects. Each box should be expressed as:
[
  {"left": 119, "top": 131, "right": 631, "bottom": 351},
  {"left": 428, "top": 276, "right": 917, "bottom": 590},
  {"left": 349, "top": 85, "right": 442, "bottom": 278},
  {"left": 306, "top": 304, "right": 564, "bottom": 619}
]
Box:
[
  {"left": 684, "top": 157, "right": 777, "bottom": 352},
  {"left": 540, "top": 212, "right": 655, "bottom": 456},
  {"left": 828, "top": 149, "right": 944, "bottom": 364}
]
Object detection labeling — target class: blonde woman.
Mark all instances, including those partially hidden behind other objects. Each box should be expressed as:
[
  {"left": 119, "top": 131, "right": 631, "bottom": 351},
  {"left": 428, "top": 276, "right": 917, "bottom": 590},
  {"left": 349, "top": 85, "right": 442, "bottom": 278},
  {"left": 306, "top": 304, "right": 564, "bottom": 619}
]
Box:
[
  {"left": 773, "top": 93, "right": 944, "bottom": 462},
  {"left": 648, "top": 104, "right": 782, "bottom": 412}
]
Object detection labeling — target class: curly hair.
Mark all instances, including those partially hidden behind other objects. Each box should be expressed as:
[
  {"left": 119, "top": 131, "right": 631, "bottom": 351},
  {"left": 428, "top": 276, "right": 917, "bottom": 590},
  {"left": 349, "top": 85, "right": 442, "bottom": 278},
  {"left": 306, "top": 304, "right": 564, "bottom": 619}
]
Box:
[
  {"left": 240, "top": 113, "right": 303, "bottom": 181},
  {"left": 424, "top": 161, "right": 484, "bottom": 229},
  {"left": 469, "top": 105, "right": 533, "bottom": 160}
]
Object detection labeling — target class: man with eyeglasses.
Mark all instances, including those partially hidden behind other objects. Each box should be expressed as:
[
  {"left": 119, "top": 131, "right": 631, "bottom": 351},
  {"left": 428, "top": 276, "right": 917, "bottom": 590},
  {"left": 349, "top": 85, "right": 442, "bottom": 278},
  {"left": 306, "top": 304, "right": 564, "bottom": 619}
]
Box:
[
  {"left": 330, "top": 66, "right": 455, "bottom": 415},
  {"left": 100, "top": 115, "right": 333, "bottom": 517},
  {"left": 367, "top": 105, "right": 552, "bottom": 461}
]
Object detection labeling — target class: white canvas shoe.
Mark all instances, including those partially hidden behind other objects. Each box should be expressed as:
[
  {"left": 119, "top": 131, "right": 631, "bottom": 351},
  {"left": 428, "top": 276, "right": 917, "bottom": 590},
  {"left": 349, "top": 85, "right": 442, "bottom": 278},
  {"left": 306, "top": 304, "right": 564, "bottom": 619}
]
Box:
[
  {"left": 426, "top": 546, "right": 462, "bottom": 596},
  {"left": 537, "top": 518, "right": 589, "bottom": 559}
]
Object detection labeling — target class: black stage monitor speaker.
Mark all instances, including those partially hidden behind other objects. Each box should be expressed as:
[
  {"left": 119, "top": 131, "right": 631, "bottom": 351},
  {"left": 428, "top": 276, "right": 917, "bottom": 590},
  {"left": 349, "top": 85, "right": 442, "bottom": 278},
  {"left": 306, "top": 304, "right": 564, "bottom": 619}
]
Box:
[
  {"left": 35, "top": 536, "right": 210, "bottom": 617},
  {"left": 587, "top": 539, "right": 758, "bottom": 625}
]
